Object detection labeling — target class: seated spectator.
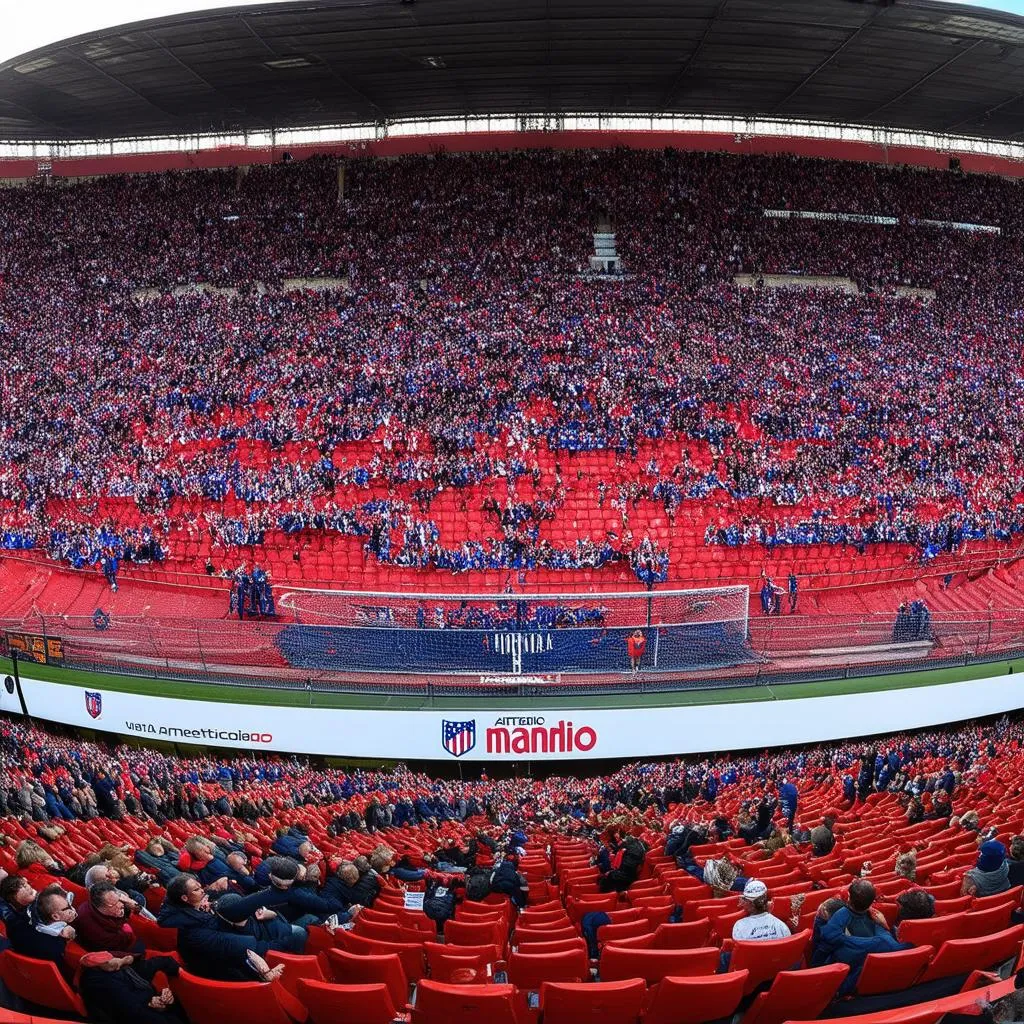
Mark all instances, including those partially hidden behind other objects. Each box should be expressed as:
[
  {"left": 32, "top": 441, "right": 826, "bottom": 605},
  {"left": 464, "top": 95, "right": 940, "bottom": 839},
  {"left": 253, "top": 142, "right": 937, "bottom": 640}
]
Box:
[
  {"left": 7, "top": 884, "right": 78, "bottom": 979},
  {"left": 1008, "top": 837, "right": 1024, "bottom": 888},
  {"left": 810, "top": 898, "right": 847, "bottom": 966},
  {"left": 731, "top": 880, "right": 792, "bottom": 941},
  {"left": 76, "top": 880, "right": 146, "bottom": 956},
  {"left": 0, "top": 875, "right": 36, "bottom": 925},
  {"left": 894, "top": 851, "right": 917, "bottom": 882},
  {"left": 815, "top": 879, "right": 909, "bottom": 993},
  {"left": 324, "top": 861, "right": 379, "bottom": 908},
  {"left": 694, "top": 857, "right": 749, "bottom": 897},
  {"left": 809, "top": 825, "right": 836, "bottom": 858},
  {"left": 157, "top": 873, "right": 295, "bottom": 982},
  {"left": 77, "top": 951, "right": 183, "bottom": 1024},
  {"left": 894, "top": 888, "right": 935, "bottom": 926},
  {"left": 15, "top": 841, "right": 64, "bottom": 890},
  {"left": 213, "top": 892, "right": 306, "bottom": 953},
  {"left": 963, "top": 841, "right": 1012, "bottom": 898},
  {"left": 489, "top": 854, "right": 528, "bottom": 909},
  {"left": 227, "top": 856, "right": 352, "bottom": 929}
]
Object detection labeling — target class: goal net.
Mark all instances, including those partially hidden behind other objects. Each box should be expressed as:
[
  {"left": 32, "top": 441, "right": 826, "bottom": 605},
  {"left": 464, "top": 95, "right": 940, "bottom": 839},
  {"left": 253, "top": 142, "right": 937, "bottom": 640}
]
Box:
[{"left": 274, "top": 586, "right": 751, "bottom": 676}]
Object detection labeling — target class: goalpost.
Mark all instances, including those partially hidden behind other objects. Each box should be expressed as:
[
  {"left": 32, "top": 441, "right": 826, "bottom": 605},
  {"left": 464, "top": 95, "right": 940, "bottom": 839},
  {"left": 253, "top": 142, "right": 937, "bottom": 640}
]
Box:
[{"left": 273, "top": 585, "right": 751, "bottom": 676}]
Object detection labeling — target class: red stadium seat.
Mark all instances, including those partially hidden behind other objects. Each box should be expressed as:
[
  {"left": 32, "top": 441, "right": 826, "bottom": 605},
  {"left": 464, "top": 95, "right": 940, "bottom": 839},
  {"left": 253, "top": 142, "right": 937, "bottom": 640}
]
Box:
[
  {"left": 540, "top": 979, "right": 646, "bottom": 1024},
  {"left": 171, "top": 970, "right": 294, "bottom": 1024},
  {"left": 323, "top": 949, "right": 409, "bottom": 1009},
  {"left": 917, "top": 925, "right": 1024, "bottom": 984},
  {"left": 410, "top": 980, "right": 524, "bottom": 1024},
  {"left": 265, "top": 951, "right": 328, "bottom": 1000},
  {"left": 741, "top": 963, "right": 850, "bottom": 1024},
  {"left": 0, "top": 952, "right": 86, "bottom": 1018},
  {"left": 445, "top": 918, "right": 506, "bottom": 950},
  {"left": 424, "top": 941, "right": 500, "bottom": 975},
  {"left": 507, "top": 947, "right": 588, "bottom": 988},
  {"left": 730, "top": 929, "right": 811, "bottom": 995},
  {"left": 600, "top": 945, "right": 721, "bottom": 984},
  {"left": 334, "top": 931, "right": 425, "bottom": 982},
  {"left": 856, "top": 945, "right": 935, "bottom": 995},
  {"left": 297, "top": 980, "right": 401, "bottom": 1024},
  {"left": 641, "top": 970, "right": 749, "bottom": 1024}
]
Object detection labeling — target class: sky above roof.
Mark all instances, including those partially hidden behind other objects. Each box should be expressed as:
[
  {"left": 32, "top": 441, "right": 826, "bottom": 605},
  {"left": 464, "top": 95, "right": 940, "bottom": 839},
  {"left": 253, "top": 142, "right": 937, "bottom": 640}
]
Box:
[{"left": 3, "top": 0, "right": 1024, "bottom": 69}]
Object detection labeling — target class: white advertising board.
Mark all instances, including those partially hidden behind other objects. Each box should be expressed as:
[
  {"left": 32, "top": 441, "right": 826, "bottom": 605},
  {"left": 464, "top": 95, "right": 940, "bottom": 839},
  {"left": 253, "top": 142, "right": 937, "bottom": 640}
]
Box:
[{"left": 16, "top": 672, "right": 1024, "bottom": 761}]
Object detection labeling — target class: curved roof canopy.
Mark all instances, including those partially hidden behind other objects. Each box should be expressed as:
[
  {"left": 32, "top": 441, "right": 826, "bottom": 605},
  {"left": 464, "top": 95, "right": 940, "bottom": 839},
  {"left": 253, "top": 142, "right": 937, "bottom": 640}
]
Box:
[{"left": 2, "top": 0, "right": 1024, "bottom": 143}]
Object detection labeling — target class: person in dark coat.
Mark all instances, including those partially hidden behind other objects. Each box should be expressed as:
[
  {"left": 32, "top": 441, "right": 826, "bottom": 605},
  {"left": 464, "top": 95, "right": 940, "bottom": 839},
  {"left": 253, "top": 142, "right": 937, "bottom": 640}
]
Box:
[
  {"left": 7, "top": 885, "right": 77, "bottom": 981},
  {"left": 224, "top": 857, "right": 353, "bottom": 928},
  {"left": 157, "top": 874, "right": 295, "bottom": 981},
  {"left": 78, "top": 951, "right": 184, "bottom": 1024},
  {"left": 323, "top": 862, "right": 380, "bottom": 908}
]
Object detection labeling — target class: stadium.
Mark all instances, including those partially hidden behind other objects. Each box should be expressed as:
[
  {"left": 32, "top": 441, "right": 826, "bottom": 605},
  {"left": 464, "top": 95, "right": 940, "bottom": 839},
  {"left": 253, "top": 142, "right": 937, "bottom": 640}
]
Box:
[{"left": 7, "top": 0, "right": 1024, "bottom": 1020}]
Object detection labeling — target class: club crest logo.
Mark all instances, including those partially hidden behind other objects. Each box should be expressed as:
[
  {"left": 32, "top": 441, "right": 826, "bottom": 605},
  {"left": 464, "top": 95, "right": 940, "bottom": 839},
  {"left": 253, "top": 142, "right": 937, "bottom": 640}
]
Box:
[
  {"left": 442, "top": 719, "right": 476, "bottom": 758},
  {"left": 84, "top": 691, "right": 102, "bottom": 720}
]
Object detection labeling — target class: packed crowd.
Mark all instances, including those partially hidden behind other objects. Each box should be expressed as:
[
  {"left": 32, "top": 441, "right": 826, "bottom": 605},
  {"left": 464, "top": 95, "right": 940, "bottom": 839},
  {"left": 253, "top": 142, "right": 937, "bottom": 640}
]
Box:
[
  {"left": 0, "top": 708, "right": 1018, "bottom": 1019},
  {"left": 2, "top": 149, "right": 1024, "bottom": 595}
]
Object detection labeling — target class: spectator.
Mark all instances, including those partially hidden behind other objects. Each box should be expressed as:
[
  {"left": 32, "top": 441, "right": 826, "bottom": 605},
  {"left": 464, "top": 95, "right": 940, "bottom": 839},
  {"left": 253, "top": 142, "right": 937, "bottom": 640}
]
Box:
[
  {"left": 157, "top": 873, "right": 294, "bottom": 982},
  {"left": 815, "top": 879, "right": 909, "bottom": 993},
  {"left": 963, "top": 841, "right": 1012, "bottom": 898},
  {"left": 76, "top": 881, "right": 145, "bottom": 955},
  {"left": 77, "top": 951, "right": 183, "bottom": 1024},
  {"left": 732, "top": 880, "right": 792, "bottom": 941}
]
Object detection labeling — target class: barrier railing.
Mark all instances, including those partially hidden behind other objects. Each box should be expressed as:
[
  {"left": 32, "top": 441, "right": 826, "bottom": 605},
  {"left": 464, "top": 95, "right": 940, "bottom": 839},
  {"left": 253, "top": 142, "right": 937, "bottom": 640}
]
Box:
[{"left": 3, "top": 601, "right": 1022, "bottom": 701}]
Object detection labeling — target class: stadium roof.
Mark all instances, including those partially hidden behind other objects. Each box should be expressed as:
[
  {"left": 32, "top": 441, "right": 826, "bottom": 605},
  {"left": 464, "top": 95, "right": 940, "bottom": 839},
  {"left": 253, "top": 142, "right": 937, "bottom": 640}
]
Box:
[{"left": 3, "top": 0, "right": 1024, "bottom": 144}]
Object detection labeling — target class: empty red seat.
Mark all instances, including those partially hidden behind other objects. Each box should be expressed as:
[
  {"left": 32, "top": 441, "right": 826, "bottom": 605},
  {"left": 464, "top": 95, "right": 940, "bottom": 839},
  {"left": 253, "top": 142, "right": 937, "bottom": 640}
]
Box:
[
  {"left": 897, "top": 912, "right": 968, "bottom": 947},
  {"left": 324, "top": 949, "right": 408, "bottom": 1009},
  {"left": 508, "top": 947, "right": 588, "bottom": 989},
  {"left": 730, "top": 929, "right": 811, "bottom": 995},
  {"left": 425, "top": 941, "right": 500, "bottom": 974},
  {"left": 411, "top": 980, "right": 523, "bottom": 1024},
  {"left": 0, "top": 952, "right": 86, "bottom": 1018},
  {"left": 445, "top": 918, "right": 505, "bottom": 951},
  {"left": 741, "top": 963, "right": 850, "bottom": 1024},
  {"left": 171, "top": 969, "right": 293, "bottom": 1024},
  {"left": 297, "top": 979, "right": 400, "bottom": 1024},
  {"left": 265, "top": 950, "right": 327, "bottom": 999},
  {"left": 541, "top": 979, "right": 646, "bottom": 1024},
  {"left": 856, "top": 945, "right": 935, "bottom": 995},
  {"left": 600, "top": 945, "right": 720, "bottom": 984},
  {"left": 641, "top": 970, "right": 749, "bottom": 1024},
  {"left": 334, "top": 931, "right": 425, "bottom": 982},
  {"left": 918, "top": 924, "right": 1024, "bottom": 984}
]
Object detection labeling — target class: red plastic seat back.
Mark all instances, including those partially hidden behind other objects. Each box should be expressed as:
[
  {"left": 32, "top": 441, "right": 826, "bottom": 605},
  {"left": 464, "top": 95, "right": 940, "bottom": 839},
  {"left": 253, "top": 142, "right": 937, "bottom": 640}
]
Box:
[
  {"left": 897, "top": 911, "right": 968, "bottom": 947},
  {"left": 508, "top": 948, "right": 588, "bottom": 989},
  {"left": 643, "top": 971, "right": 749, "bottom": 1024},
  {"left": 652, "top": 919, "right": 712, "bottom": 948},
  {"left": 334, "top": 931, "right": 425, "bottom": 982},
  {"left": 0, "top": 952, "right": 86, "bottom": 1017},
  {"left": 424, "top": 941, "right": 500, "bottom": 975},
  {"left": 918, "top": 924, "right": 1024, "bottom": 984},
  {"left": 411, "top": 980, "right": 521, "bottom": 1024},
  {"left": 172, "top": 970, "right": 292, "bottom": 1024},
  {"left": 856, "top": 945, "right": 935, "bottom": 996},
  {"left": 729, "top": 929, "right": 811, "bottom": 995},
  {"left": 600, "top": 945, "right": 720, "bottom": 984},
  {"left": 265, "top": 951, "right": 327, "bottom": 999},
  {"left": 324, "top": 949, "right": 408, "bottom": 1009},
  {"left": 296, "top": 979, "right": 398, "bottom": 1024},
  {"left": 539, "top": 979, "right": 646, "bottom": 1024},
  {"left": 744, "top": 964, "right": 850, "bottom": 1024}
]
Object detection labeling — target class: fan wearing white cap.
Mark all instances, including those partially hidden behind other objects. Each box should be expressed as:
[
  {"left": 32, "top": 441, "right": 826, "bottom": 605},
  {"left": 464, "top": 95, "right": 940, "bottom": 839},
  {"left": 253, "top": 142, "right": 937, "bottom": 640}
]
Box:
[{"left": 731, "top": 879, "right": 792, "bottom": 942}]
